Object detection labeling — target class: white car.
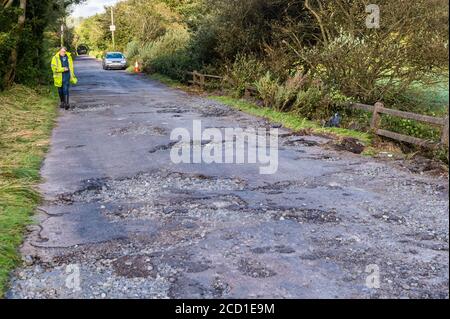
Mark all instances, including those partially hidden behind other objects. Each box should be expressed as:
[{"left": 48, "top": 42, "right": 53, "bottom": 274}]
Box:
[{"left": 102, "top": 52, "right": 127, "bottom": 70}]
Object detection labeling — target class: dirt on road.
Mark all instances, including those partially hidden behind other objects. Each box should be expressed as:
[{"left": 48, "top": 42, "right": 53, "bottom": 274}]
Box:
[{"left": 7, "top": 56, "right": 449, "bottom": 299}]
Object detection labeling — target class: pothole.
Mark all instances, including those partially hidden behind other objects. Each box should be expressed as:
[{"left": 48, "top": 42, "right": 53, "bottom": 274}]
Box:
[
  {"left": 149, "top": 141, "right": 178, "bottom": 153},
  {"left": 283, "top": 138, "right": 319, "bottom": 147},
  {"left": 237, "top": 258, "right": 277, "bottom": 278},
  {"left": 152, "top": 102, "right": 190, "bottom": 110},
  {"left": 372, "top": 212, "right": 407, "bottom": 225},
  {"left": 199, "top": 105, "right": 235, "bottom": 117},
  {"left": 112, "top": 255, "right": 158, "bottom": 278},
  {"left": 57, "top": 171, "right": 247, "bottom": 205},
  {"left": 110, "top": 125, "right": 168, "bottom": 137},
  {"left": 272, "top": 207, "right": 341, "bottom": 224},
  {"left": 72, "top": 103, "right": 117, "bottom": 111},
  {"left": 251, "top": 245, "right": 296, "bottom": 254},
  {"left": 331, "top": 137, "right": 365, "bottom": 154},
  {"left": 65, "top": 144, "right": 86, "bottom": 150},
  {"left": 156, "top": 109, "right": 189, "bottom": 114},
  {"left": 149, "top": 138, "right": 226, "bottom": 154},
  {"left": 252, "top": 181, "right": 299, "bottom": 192},
  {"left": 168, "top": 276, "right": 215, "bottom": 299},
  {"left": 101, "top": 193, "right": 248, "bottom": 221},
  {"left": 154, "top": 250, "right": 211, "bottom": 274}
]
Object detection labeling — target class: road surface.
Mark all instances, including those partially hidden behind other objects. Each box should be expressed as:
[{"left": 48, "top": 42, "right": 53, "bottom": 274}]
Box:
[{"left": 7, "top": 56, "right": 449, "bottom": 299}]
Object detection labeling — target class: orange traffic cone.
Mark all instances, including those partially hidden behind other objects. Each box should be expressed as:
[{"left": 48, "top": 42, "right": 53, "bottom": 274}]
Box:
[{"left": 134, "top": 61, "right": 140, "bottom": 73}]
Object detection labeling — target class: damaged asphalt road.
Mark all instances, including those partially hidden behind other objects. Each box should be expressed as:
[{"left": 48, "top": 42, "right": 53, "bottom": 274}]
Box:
[{"left": 7, "top": 56, "right": 449, "bottom": 299}]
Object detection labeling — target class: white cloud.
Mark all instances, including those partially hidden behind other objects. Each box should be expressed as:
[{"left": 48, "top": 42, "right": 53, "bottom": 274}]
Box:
[{"left": 71, "top": 0, "right": 121, "bottom": 18}]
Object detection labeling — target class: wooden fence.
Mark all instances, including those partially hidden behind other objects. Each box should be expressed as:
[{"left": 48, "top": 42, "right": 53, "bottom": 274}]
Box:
[
  {"left": 350, "top": 102, "right": 448, "bottom": 149},
  {"left": 186, "top": 71, "right": 223, "bottom": 90},
  {"left": 186, "top": 71, "right": 449, "bottom": 149}
]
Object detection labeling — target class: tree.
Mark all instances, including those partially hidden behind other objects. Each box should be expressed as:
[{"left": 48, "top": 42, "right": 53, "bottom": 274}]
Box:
[
  {"left": 282, "top": 0, "right": 449, "bottom": 101},
  {"left": 2, "top": 0, "right": 26, "bottom": 88},
  {"left": 0, "top": 0, "right": 86, "bottom": 90}
]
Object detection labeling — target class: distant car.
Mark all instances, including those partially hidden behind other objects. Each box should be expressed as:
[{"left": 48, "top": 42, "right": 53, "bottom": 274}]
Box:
[
  {"left": 102, "top": 52, "right": 127, "bottom": 70},
  {"left": 77, "top": 46, "right": 88, "bottom": 55}
]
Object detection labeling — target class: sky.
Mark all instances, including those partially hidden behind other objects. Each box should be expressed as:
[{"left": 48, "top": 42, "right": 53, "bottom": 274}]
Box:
[{"left": 71, "top": 0, "right": 121, "bottom": 18}]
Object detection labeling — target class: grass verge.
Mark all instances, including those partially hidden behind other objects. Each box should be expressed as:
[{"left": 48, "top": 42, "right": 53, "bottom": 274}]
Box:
[
  {"left": 147, "top": 73, "right": 187, "bottom": 89},
  {"left": 0, "top": 85, "right": 57, "bottom": 297},
  {"left": 147, "top": 73, "right": 449, "bottom": 161},
  {"left": 146, "top": 73, "right": 372, "bottom": 145},
  {"left": 210, "top": 96, "right": 372, "bottom": 145},
  {"left": 146, "top": 72, "right": 448, "bottom": 162}
]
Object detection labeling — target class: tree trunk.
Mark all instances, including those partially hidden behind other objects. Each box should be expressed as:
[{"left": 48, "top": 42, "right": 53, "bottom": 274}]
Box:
[
  {"left": 3, "top": 0, "right": 14, "bottom": 8},
  {"left": 3, "top": 0, "right": 27, "bottom": 89}
]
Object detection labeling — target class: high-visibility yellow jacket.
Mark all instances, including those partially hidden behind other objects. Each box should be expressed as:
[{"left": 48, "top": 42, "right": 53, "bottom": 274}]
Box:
[{"left": 51, "top": 51, "right": 78, "bottom": 87}]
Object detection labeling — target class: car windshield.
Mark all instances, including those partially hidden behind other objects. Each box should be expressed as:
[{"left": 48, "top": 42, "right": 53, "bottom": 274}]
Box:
[{"left": 106, "top": 53, "right": 124, "bottom": 59}]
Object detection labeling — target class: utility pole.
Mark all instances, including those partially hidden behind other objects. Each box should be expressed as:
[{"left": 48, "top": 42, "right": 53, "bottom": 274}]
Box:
[
  {"left": 110, "top": 8, "right": 116, "bottom": 51},
  {"left": 60, "top": 0, "right": 65, "bottom": 47},
  {"left": 61, "top": 24, "right": 64, "bottom": 47}
]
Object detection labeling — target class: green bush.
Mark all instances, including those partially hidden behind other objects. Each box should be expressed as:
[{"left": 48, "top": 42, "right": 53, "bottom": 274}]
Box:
[
  {"left": 187, "top": 22, "right": 220, "bottom": 66},
  {"left": 382, "top": 117, "right": 442, "bottom": 141},
  {"left": 292, "top": 86, "right": 325, "bottom": 118},
  {"left": 126, "top": 29, "right": 193, "bottom": 80},
  {"left": 275, "top": 71, "right": 311, "bottom": 112},
  {"left": 255, "top": 72, "right": 278, "bottom": 108},
  {"left": 254, "top": 71, "right": 355, "bottom": 120},
  {"left": 228, "top": 54, "right": 266, "bottom": 96},
  {"left": 150, "top": 49, "right": 197, "bottom": 81},
  {"left": 125, "top": 40, "right": 140, "bottom": 61},
  {"left": 284, "top": 1, "right": 448, "bottom": 103}
]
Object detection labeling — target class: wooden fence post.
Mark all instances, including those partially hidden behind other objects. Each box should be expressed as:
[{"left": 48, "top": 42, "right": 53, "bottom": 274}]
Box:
[
  {"left": 192, "top": 71, "right": 198, "bottom": 86},
  {"left": 441, "top": 108, "right": 449, "bottom": 147},
  {"left": 199, "top": 74, "right": 205, "bottom": 90},
  {"left": 370, "top": 102, "right": 384, "bottom": 132}
]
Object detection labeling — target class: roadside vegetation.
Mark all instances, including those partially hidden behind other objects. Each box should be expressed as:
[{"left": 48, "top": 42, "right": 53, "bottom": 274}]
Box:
[
  {"left": 211, "top": 95, "right": 372, "bottom": 143},
  {"left": 1, "top": 0, "right": 82, "bottom": 297},
  {"left": 0, "top": 0, "right": 84, "bottom": 90},
  {"left": 145, "top": 72, "right": 372, "bottom": 144},
  {"left": 0, "top": 85, "right": 57, "bottom": 297},
  {"left": 75, "top": 0, "right": 449, "bottom": 161}
]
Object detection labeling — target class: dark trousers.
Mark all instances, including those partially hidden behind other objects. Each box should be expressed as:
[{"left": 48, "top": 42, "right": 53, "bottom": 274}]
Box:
[{"left": 58, "top": 75, "right": 70, "bottom": 104}]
